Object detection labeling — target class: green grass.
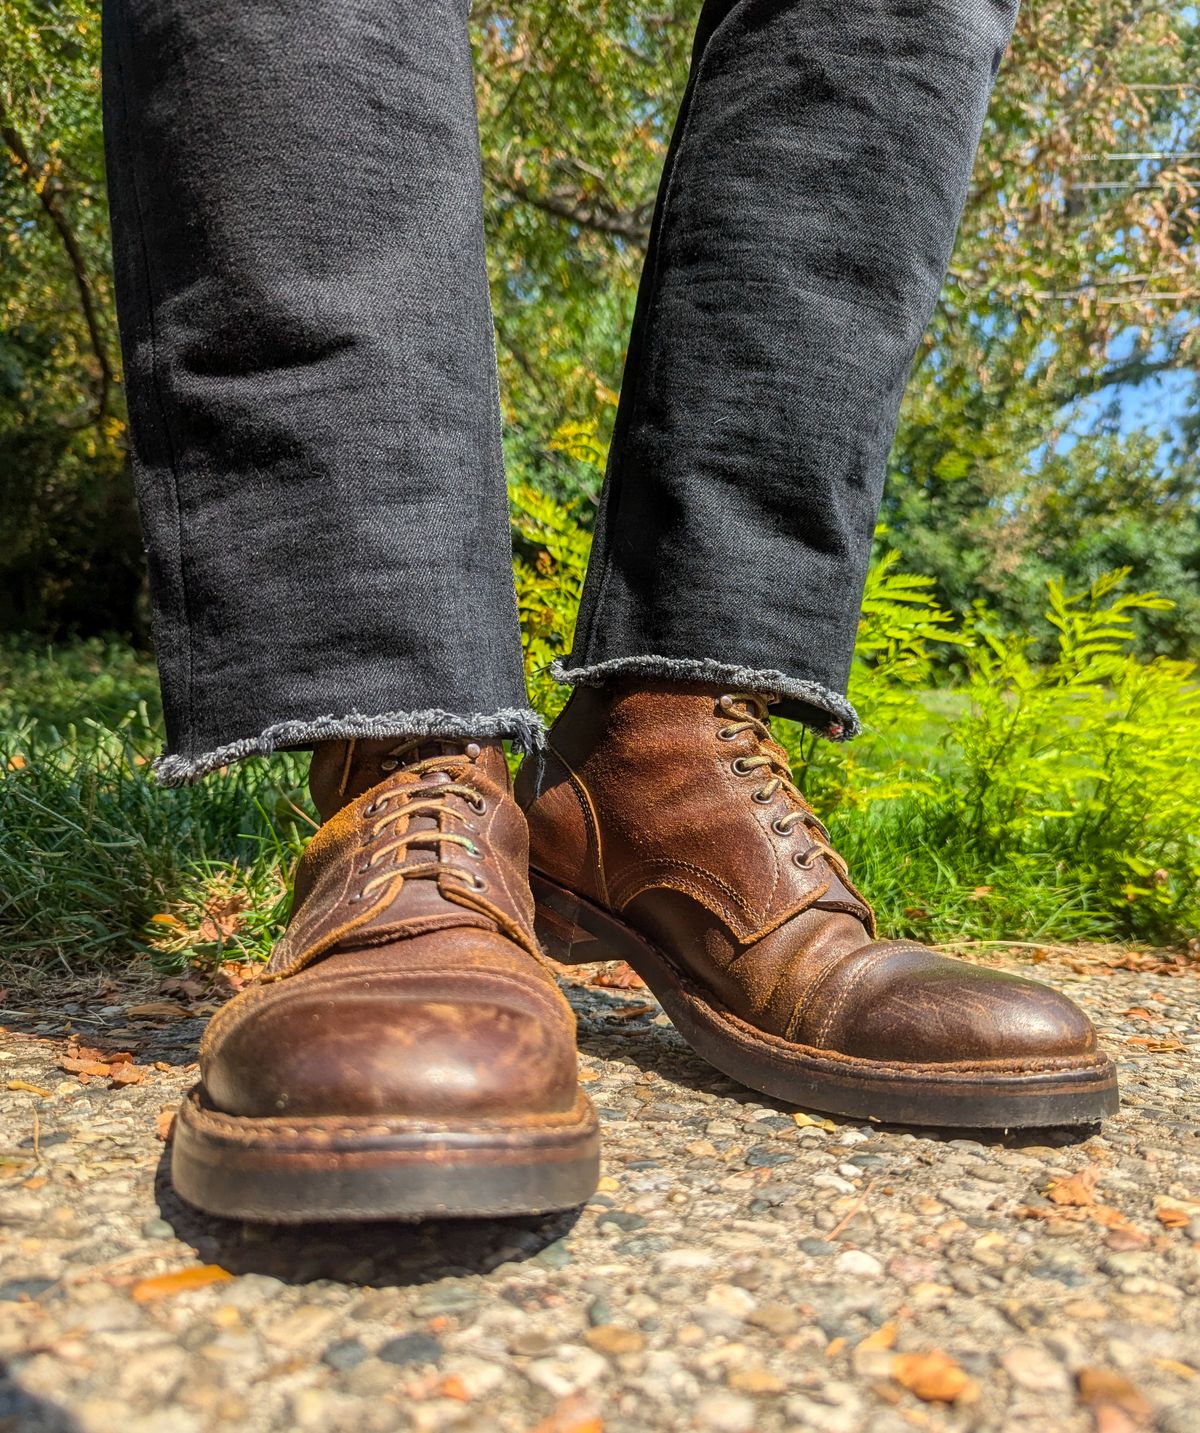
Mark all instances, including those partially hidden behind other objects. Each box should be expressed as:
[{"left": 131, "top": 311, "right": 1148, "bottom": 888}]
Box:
[
  {"left": 0, "top": 638, "right": 1188, "bottom": 990},
  {"left": 0, "top": 639, "right": 310, "bottom": 987}
]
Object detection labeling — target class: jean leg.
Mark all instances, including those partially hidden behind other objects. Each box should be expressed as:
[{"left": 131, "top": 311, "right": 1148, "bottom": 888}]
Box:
[
  {"left": 561, "top": 0, "right": 1019, "bottom": 738},
  {"left": 102, "top": 0, "right": 535, "bottom": 782}
]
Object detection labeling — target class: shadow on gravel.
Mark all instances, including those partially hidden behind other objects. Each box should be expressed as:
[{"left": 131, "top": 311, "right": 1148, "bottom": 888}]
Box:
[
  {"left": 0, "top": 1003, "right": 207, "bottom": 1068},
  {"left": 0, "top": 1365, "right": 80, "bottom": 1432},
  {"left": 572, "top": 983, "right": 1100, "bottom": 1151},
  {"left": 152, "top": 1144, "right": 584, "bottom": 1288}
]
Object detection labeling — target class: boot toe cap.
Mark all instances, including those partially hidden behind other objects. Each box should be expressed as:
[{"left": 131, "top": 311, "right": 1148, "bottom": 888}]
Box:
[
  {"left": 202, "top": 947, "right": 579, "bottom": 1122},
  {"left": 804, "top": 942, "right": 1098, "bottom": 1065}
]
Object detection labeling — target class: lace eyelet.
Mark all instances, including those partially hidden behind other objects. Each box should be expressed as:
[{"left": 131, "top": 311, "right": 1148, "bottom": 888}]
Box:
[
  {"left": 471, "top": 797, "right": 487, "bottom": 815},
  {"left": 771, "top": 817, "right": 793, "bottom": 837},
  {"left": 380, "top": 758, "right": 398, "bottom": 772},
  {"left": 358, "top": 861, "right": 373, "bottom": 874},
  {"left": 751, "top": 789, "right": 773, "bottom": 804},
  {"left": 471, "top": 875, "right": 488, "bottom": 892},
  {"left": 731, "top": 756, "right": 754, "bottom": 776},
  {"left": 716, "top": 727, "right": 736, "bottom": 742},
  {"left": 348, "top": 891, "right": 364, "bottom": 903},
  {"left": 467, "top": 842, "right": 485, "bottom": 861},
  {"left": 793, "top": 849, "right": 820, "bottom": 871}
]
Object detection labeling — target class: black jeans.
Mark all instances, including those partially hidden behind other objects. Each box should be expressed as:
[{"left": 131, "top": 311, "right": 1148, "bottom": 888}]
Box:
[{"left": 102, "top": 0, "right": 1018, "bottom": 783}]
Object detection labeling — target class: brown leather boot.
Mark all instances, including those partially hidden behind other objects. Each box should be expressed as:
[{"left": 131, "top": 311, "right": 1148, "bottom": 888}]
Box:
[
  {"left": 172, "top": 737, "right": 599, "bottom": 1221},
  {"left": 517, "top": 683, "right": 1118, "bottom": 1128}
]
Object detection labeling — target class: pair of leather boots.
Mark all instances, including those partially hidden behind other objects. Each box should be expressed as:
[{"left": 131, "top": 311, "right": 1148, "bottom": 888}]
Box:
[{"left": 172, "top": 682, "right": 1117, "bottom": 1222}]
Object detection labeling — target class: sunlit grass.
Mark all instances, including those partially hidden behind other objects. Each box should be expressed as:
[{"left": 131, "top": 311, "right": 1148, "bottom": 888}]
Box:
[{"left": 0, "top": 638, "right": 1187, "bottom": 989}]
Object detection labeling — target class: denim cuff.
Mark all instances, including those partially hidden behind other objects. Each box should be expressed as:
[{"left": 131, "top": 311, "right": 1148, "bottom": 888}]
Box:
[
  {"left": 152, "top": 706, "right": 546, "bottom": 786},
  {"left": 549, "top": 656, "right": 860, "bottom": 741}
]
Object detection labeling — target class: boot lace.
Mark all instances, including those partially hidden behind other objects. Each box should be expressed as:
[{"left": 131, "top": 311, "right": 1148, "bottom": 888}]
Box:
[
  {"left": 717, "top": 693, "right": 851, "bottom": 880},
  {"left": 351, "top": 737, "right": 490, "bottom": 901}
]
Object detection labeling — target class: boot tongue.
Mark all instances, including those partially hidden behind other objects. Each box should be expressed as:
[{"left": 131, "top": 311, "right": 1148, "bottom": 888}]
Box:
[{"left": 309, "top": 736, "right": 508, "bottom": 822}]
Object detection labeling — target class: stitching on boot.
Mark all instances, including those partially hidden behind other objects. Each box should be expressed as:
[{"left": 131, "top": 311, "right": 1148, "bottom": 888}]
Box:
[
  {"left": 154, "top": 706, "right": 547, "bottom": 786},
  {"left": 549, "top": 656, "right": 861, "bottom": 741}
]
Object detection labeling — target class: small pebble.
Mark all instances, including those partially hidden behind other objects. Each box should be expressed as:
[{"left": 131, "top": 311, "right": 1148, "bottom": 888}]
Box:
[
  {"left": 377, "top": 1332, "right": 443, "bottom": 1368},
  {"left": 321, "top": 1338, "right": 367, "bottom": 1372},
  {"left": 832, "top": 1250, "right": 883, "bottom": 1278}
]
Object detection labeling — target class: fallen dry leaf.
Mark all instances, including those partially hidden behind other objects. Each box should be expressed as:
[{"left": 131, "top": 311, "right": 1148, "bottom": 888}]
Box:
[
  {"left": 196, "top": 912, "right": 246, "bottom": 945},
  {"left": 590, "top": 961, "right": 646, "bottom": 990},
  {"left": 65, "top": 1038, "right": 112, "bottom": 1062},
  {"left": 1045, "top": 1166, "right": 1101, "bottom": 1207},
  {"left": 1088, "top": 1204, "right": 1143, "bottom": 1238},
  {"left": 130, "top": 1265, "right": 233, "bottom": 1302},
  {"left": 214, "top": 961, "right": 258, "bottom": 994},
  {"left": 156, "top": 1107, "right": 178, "bottom": 1141},
  {"left": 792, "top": 1111, "right": 837, "bottom": 1132},
  {"left": 58, "top": 1036, "right": 141, "bottom": 1085},
  {"left": 1017, "top": 1204, "right": 1088, "bottom": 1223},
  {"left": 159, "top": 975, "right": 207, "bottom": 1001},
  {"left": 606, "top": 1003, "right": 655, "bottom": 1020},
  {"left": 1154, "top": 1196, "right": 1200, "bottom": 1229},
  {"left": 891, "top": 1350, "right": 979, "bottom": 1405},
  {"left": 1076, "top": 1368, "right": 1152, "bottom": 1430},
  {"left": 193, "top": 888, "right": 249, "bottom": 945},
  {"left": 1125, "top": 1035, "right": 1185, "bottom": 1052},
  {"left": 526, "top": 1392, "right": 604, "bottom": 1433},
  {"left": 6, "top": 1080, "right": 52, "bottom": 1097},
  {"left": 1017, "top": 1195, "right": 1146, "bottom": 1244},
  {"left": 857, "top": 1321, "right": 898, "bottom": 1353},
  {"left": 58, "top": 1057, "right": 113, "bottom": 1077},
  {"left": 437, "top": 1375, "right": 470, "bottom": 1402}
]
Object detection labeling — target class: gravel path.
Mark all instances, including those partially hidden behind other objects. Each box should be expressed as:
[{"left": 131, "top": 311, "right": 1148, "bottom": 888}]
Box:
[{"left": 2, "top": 947, "right": 1198, "bottom": 1433}]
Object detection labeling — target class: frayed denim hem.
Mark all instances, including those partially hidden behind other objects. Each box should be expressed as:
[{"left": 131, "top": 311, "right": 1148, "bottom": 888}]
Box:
[
  {"left": 549, "top": 655, "right": 860, "bottom": 741},
  {"left": 153, "top": 706, "right": 547, "bottom": 786}
]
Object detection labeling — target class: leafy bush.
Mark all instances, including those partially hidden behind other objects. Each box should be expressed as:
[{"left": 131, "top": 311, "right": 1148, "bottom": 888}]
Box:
[
  {"left": 946, "top": 574, "right": 1200, "bottom": 941},
  {"left": 511, "top": 481, "right": 593, "bottom": 721},
  {"left": 1, "top": 512, "right": 1196, "bottom": 989},
  {"left": 789, "top": 569, "right": 1200, "bottom": 945}
]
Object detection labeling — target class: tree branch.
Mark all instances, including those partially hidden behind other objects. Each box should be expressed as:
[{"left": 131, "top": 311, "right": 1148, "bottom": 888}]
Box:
[
  {"left": 2, "top": 107, "right": 115, "bottom": 425},
  {"left": 488, "top": 171, "right": 652, "bottom": 245},
  {"left": 1049, "top": 348, "right": 1191, "bottom": 406}
]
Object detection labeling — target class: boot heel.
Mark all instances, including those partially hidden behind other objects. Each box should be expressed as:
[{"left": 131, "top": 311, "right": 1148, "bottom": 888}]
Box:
[{"left": 530, "top": 873, "right": 610, "bottom": 964}]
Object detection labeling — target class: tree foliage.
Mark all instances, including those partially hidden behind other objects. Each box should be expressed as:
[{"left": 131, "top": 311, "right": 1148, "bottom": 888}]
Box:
[{"left": 1, "top": 0, "right": 1197, "bottom": 651}]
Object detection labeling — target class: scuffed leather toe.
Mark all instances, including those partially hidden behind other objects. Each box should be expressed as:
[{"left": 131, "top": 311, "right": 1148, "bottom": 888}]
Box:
[
  {"left": 202, "top": 935, "right": 579, "bottom": 1122},
  {"left": 794, "top": 942, "right": 1099, "bottom": 1065}
]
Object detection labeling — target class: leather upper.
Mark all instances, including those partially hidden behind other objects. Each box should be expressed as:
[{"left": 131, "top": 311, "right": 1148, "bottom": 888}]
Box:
[
  {"left": 201, "top": 738, "right": 582, "bottom": 1121},
  {"left": 517, "top": 681, "right": 1099, "bottom": 1066}
]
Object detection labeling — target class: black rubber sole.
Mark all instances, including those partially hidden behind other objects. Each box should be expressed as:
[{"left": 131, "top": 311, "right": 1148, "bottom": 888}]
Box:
[
  {"left": 532, "top": 871, "right": 1119, "bottom": 1130},
  {"left": 172, "top": 1087, "right": 601, "bottom": 1223}
]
